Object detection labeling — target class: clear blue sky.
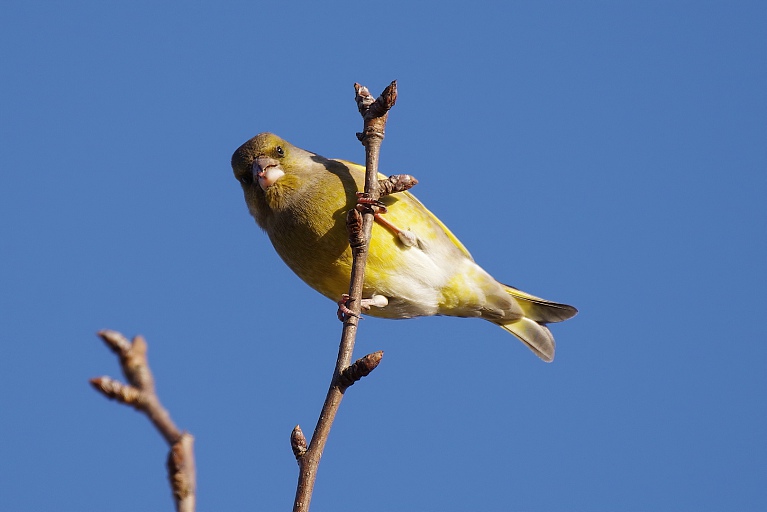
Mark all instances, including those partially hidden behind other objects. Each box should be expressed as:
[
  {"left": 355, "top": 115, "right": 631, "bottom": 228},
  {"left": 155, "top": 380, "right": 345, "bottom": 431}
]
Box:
[{"left": 1, "top": 1, "right": 765, "bottom": 511}]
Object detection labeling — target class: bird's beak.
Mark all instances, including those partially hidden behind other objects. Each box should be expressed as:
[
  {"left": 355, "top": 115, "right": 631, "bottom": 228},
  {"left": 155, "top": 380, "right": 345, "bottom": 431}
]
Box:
[{"left": 253, "top": 155, "right": 285, "bottom": 191}]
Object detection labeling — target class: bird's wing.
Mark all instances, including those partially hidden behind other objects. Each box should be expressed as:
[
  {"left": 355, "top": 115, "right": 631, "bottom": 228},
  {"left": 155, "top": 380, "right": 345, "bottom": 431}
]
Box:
[{"left": 399, "top": 191, "right": 473, "bottom": 260}]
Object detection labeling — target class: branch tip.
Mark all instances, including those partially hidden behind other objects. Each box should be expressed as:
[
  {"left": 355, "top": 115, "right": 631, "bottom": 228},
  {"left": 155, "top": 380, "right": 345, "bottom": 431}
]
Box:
[
  {"left": 90, "top": 376, "right": 143, "bottom": 407},
  {"left": 97, "top": 329, "right": 132, "bottom": 355},
  {"left": 378, "top": 80, "right": 398, "bottom": 111},
  {"left": 132, "top": 334, "right": 148, "bottom": 355},
  {"left": 353, "top": 83, "right": 375, "bottom": 113},
  {"left": 354, "top": 81, "right": 398, "bottom": 144}
]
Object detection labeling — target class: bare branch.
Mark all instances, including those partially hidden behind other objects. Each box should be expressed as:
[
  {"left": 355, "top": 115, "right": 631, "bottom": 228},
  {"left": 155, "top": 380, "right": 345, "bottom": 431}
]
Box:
[
  {"left": 292, "top": 81, "right": 398, "bottom": 512},
  {"left": 168, "top": 433, "right": 196, "bottom": 512},
  {"left": 91, "top": 330, "right": 196, "bottom": 512}
]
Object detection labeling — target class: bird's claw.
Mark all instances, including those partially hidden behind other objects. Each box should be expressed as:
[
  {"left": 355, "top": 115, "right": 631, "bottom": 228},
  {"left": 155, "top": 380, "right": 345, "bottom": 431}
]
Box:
[
  {"left": 337, "top": 293, "right": 389, "bottom": 322},
  {"left": 355, "top": 192, "right": 387, "bottom": 214},
  {"left": 337, "top": 294, "right": 360, "bottom": 322}
]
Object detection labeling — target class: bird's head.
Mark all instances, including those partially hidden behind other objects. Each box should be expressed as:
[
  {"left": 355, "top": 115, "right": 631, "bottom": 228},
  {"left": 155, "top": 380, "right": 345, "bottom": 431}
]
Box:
[
  {"left": 232, "top": 132, "right": 298, "bottom": 192},
  {"left": 232, "top": 132, "right": 325, "bottom": 228}
]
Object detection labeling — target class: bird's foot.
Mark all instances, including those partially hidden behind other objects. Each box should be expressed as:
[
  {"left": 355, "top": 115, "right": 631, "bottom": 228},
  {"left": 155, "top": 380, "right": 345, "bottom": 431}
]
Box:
[
  {"left": 355, "top": 193, "right": 387, "bottom": 214},
  {"left": 336, "top": 294, "right": 389, "bottom": 322},
  {"left": 337, "top": 294, "right": 358, "bottom": 322}
]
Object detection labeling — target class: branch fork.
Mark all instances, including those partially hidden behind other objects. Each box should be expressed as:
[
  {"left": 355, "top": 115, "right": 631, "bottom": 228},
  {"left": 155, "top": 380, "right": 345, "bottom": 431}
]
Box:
[{"left": 90, "top": 330, "right": 196, "bottom": 512}]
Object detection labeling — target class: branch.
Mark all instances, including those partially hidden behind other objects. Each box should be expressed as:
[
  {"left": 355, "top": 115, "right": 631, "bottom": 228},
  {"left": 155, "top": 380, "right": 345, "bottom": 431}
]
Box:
[
  {"left": 90, "top": 330, "right": 196, "bottom": 512},
  {"left": 292, "top": 81, "right": 398, "bottom": 512}
]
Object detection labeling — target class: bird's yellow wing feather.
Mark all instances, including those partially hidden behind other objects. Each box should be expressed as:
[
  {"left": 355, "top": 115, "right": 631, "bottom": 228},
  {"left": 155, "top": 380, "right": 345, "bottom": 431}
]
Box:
[{"left": 337, "top": 159, "right": 473, "bottom": 261}]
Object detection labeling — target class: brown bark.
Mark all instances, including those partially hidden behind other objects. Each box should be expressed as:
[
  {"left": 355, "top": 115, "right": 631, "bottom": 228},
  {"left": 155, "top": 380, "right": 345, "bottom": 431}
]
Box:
[
  {"left": 292, "top": 81, "right": 398, "bottom": 512},
  {"left": 90, "top": 330, "right": 196, "bottom": 512}
]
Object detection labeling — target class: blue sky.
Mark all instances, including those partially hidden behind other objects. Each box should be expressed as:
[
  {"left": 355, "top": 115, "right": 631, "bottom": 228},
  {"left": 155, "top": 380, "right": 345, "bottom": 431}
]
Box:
[{"left": 1, "top": 1, "right": 765, "bottom": 511}]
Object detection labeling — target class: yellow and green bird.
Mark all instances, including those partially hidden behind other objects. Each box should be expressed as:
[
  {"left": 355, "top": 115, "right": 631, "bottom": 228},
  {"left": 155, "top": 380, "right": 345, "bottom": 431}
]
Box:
[{"left": 231, "top": 133, "right": 577, "bottom": 361}]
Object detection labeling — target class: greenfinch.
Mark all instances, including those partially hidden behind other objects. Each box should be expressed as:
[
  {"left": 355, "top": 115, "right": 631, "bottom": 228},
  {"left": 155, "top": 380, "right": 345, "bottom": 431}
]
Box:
[{"left": 231, "top": 133, "right": 577, "bottom": 361}]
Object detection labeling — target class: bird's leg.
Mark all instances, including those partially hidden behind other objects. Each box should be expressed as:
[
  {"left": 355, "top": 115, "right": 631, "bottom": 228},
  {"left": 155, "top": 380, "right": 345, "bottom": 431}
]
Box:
[
  {"left": 372, "top": 213, "right": 417, "bottom": 247},
  {"left": 337, "top": 293, "right": 389, "bottom": 322},
  {"left": 356, "top": 193, "right": 417, "bottom": 247}
]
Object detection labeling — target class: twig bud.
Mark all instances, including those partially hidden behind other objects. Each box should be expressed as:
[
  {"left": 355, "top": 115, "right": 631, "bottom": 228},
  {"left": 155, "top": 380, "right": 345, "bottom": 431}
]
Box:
[
  {"left": 291, "top": 425, "right": 308, "bottom": 460},
  {"left": 90, "top": 376, "right": 143, "bottom": 407},
  {"left": 346, "top": 208, "right": 365, "bottom": 248},
  {"left": 378, "top": 174, "right": 419, "bottom": 197},
  {"left": 97, "top": 330, "right": 132, "bottom": 355},
  {"left": 337, "top": 351, "right": 384, "bottom": 389}
]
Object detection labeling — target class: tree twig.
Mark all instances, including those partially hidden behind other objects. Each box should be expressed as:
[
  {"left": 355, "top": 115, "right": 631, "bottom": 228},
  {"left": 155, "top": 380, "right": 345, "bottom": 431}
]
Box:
[
  {"left": 292, "top": 81, "right": 398, "bottom": 512},
  {"left": 90, "top": 330, "right": 196, "bottom": 512}
]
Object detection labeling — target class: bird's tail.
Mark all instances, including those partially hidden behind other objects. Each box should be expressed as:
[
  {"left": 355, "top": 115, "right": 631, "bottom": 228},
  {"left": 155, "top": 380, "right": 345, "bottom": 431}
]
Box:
[{"left": 496, "top": 285, "right": 578, "bottom": 363}]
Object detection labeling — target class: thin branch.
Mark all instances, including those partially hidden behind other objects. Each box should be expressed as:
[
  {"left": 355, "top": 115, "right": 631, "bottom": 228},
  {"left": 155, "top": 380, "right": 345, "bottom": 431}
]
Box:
[
  {"left": 90, "top": 330, "right": 196, "bottom": 512},
  {"left": 292, "top": 81, "right": 398, "bottom": 512}
]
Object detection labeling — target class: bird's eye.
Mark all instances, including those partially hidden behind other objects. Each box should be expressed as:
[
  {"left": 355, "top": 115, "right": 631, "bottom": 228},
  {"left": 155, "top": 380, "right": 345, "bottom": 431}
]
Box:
[
  {"left": 239, "top": 174, "right": 253, "bottom": 185},
  {"left": 275, "top": 146, "right": 284, "bottom": 157}
]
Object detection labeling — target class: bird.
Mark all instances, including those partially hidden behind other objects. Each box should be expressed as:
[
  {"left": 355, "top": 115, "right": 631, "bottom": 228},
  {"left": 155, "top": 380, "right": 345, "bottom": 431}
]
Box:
[{"left": 231, "top": 133, "right": 577, "bottom": 361}]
